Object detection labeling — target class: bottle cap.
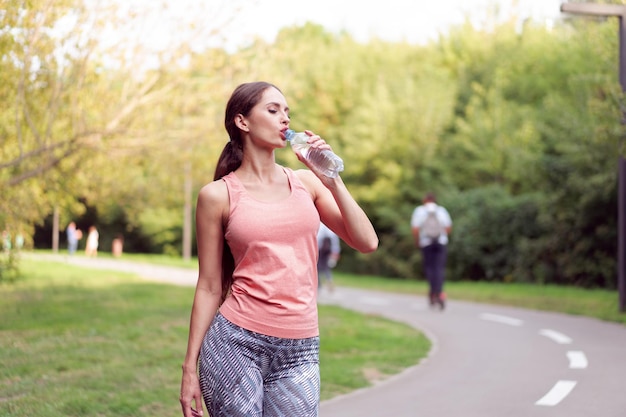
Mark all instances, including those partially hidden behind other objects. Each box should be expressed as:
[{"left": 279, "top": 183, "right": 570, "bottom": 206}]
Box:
[{"left": 284, "top": 129, "right": 296, "bottom": 141}]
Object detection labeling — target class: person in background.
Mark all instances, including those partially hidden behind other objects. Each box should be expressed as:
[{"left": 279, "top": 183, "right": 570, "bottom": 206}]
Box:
[
  {"left": 15, "top": 230, "right": 24, "bottom": 251},
  {"left": 66, "top": 222, "right": 79, "bottom": 255},
  {"left": 85, "top": 226, "right": 99, "bottom": 257},
  {"left": 2, "top": 230, "right": 11, "bottom": 252},
  {"left": 317, "top": 222, "right": 341, "bottom": 293},
  {"left": 112, "top": 234, "right": 124, "bottom": 258},
  {"left": 411, "top": 192, "right": 452, "bottom": 310},
  {"left": 179, "top": 81, "right": 378, "bottom": 417}
]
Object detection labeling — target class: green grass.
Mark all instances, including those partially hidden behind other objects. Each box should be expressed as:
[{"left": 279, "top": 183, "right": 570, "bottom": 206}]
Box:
[
  {"left": 1, "top": 262, "right": 188, "bottom": 417},
  {"left": 33, "top": 249, "right": 198, "bottom": 269},
  {"left": 0, "top": 259, "right": 427, "bottom": 416},
  {"left": 319, "top": 305, "right": 429, "bottom": 398}
]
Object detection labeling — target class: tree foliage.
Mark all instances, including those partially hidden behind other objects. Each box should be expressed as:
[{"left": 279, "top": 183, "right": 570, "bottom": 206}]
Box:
[{"left": 3, "top": 2, "right": 624, "bottom": 288}]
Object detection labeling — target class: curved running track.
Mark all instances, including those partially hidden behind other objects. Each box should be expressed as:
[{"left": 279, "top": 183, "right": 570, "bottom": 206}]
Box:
[{"left": 318, "top": 287, "right": 626, "bottom": 417}]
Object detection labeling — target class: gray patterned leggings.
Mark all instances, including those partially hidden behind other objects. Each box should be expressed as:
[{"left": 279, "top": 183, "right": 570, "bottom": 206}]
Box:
[{"left": 199, "top": 313, "right": 320, "bottom": 417}]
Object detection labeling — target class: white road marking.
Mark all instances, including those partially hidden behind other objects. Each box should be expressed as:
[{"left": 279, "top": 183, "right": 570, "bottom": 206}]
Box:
[
  {"left": 535, "top": 380, "right": 577, "bottom": 406},
  {"left": 567, "top": 351, "right": 588, "bottom": 369},
  {"left": 479, "top": 313, "right": 523, "bottom": 326},
  {"left": 539, "top": 329, "right": 572, "bottom": 344}
]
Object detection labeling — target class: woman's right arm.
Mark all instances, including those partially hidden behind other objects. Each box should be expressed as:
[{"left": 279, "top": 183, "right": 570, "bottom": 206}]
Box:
[{"left": 180, "top": 180, "right": 228, "bottom": 417}]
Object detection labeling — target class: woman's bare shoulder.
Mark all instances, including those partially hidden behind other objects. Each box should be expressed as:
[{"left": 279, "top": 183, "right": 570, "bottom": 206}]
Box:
[{"left": 198, "top": 178, "right": 229, "bottom": 207}]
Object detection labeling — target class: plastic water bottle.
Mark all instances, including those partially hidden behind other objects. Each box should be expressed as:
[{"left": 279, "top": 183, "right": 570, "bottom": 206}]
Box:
[{"left": 285, "top": 130, "right": 344, "bottom": 178}]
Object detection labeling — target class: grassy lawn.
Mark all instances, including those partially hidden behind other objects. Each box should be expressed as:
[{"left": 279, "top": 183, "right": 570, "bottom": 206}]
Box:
[{"left": 0, "top": 259, "right": 428, "bottom": 417}]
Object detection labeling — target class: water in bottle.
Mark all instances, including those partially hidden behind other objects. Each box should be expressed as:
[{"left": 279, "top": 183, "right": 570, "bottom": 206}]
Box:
[{"left": 284, "top": 130, "right": 344, "bottom": 178}]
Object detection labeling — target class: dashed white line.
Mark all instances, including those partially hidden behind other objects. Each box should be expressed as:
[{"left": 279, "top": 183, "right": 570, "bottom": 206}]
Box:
[
  {"left": 479, "top": 313, "right": 523, "bottom": 326},
  {"left": 539, "top": 329, "right": 572, "bottom": 344},
  {"left": 535, "top": 380, "right": 577, "bottom": 406},
  {"left": 477, "top": 320, "right": 584, "bottom": 407},
  {"left": 567, "top": 351, "right": 588, "bottom": 369}
]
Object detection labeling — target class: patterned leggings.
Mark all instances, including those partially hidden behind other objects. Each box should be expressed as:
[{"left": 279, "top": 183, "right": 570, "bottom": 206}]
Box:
[{"left": 199, "top": 313, "right": 320, "bottom": 417}]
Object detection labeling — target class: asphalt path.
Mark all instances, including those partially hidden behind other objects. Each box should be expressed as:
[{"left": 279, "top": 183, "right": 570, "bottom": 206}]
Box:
[{"left": 31, "top": 255, "right": 626, "bottom": 416}]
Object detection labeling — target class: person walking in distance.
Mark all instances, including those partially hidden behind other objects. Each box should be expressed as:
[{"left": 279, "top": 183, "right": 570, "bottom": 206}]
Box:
[
  {"left": 317, "top": 222, "right": 341, "bottom": 294},
  {"left": 411, "top": 192, "right": 452, "bottom": 310},
  {"left": 179, "top": 81, "right": 378, "bottom": 417},
  {"left": 85, "top": 226, "right": 99, "bottom": 257},
  {"left": 66, "top": 222, "right": 81, "bottom": 255}
]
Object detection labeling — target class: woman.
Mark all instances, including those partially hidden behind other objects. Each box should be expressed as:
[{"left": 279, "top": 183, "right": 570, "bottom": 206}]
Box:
[{"left": 179, "top": 81, "right": 378, "bottom": 417}]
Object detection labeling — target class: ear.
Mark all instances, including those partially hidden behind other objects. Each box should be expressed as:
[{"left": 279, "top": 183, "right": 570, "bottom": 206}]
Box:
[{"left": 234, "top": 114, "right": 249, "bottom": 132}]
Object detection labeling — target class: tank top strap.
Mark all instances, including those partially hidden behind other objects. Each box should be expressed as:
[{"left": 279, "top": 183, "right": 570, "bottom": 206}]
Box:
[
  {"left": 282, "top": 167, "right": 308, "bottom": 194},
  {"left": 222, "top": 171, "right": 244, "bottom": 193},
  {"left": 222, "top": 167, "right": 308, "bottom": 202}
]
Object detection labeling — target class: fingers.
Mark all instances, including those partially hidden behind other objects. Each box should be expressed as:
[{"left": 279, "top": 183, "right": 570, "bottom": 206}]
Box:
[
  {"left": 181, "top": 369, "right": 204, "bottom": 416},
  {"left": 192, "top": 396, "right": 204, "bottom": 417},
  {"left": 303, "top": 130, "right": 332, "bottom": 150},
  {"left": 180, "top": 401, "right": 204, "bottom": 417},
  {"left": 181, "top": 403, "right": 190, "bottom": 417},
  {"left": 180, "top": 395, "right": 191, "bottom": 417},
  {"left": 180, "top": 392, "right": 204, "bottom": 417}
]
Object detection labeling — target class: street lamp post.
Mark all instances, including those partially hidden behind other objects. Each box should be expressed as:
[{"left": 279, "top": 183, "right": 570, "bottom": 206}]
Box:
[{"left": 560, "top": 3, "right": 626, "bottom": 312}]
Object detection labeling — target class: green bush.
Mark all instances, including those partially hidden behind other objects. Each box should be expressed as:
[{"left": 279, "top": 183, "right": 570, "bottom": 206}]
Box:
[
  {"left": 0, "top": 250, "right": 22, "bottom": 283},
  {"left": 446, "top": 186, "right": 545, "bottom": 283}
]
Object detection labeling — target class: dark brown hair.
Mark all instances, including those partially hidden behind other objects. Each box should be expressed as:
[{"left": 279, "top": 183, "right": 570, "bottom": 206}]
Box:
[
  {"left": 423, "top": 192, "right": 437, "bottom": 203},
  {"left": 213, "top": 81, "right": 281, "bottom": 181},
  {"left": 214, "top": 81, "right": 281, "bottom": 302}
]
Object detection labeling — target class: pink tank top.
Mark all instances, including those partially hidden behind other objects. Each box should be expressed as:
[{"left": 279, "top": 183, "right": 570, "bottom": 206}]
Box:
[{"left": 219, "top": 167, "right": 320, "bottom": 339}]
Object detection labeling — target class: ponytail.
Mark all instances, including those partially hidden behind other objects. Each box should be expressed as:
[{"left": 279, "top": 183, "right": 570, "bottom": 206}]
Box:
[
  {"left": 213, "top": 141, "right": 243, "bottom": 181},
  {"left": 213, "top": 141, "right": 240, "bottom": 303}
]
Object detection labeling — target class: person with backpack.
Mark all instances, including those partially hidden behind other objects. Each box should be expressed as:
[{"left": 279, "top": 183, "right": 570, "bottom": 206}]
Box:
[
  {"left": 411, "top": 192, "right": 452, "bottom": 310},
  {"left": 317, "top": 222, "right": 341, "bottom": 294}
]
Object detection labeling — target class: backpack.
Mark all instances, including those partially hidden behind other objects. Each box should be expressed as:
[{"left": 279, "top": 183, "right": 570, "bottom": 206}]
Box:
[{"left": 421, "top": 209, "right": 443, "bottom": 240}]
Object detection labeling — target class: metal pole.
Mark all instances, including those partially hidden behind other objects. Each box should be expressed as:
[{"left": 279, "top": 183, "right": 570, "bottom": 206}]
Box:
[
  {"left": 617, "top": 155, "right": 626, "bottom": 313},
  {"left": 617, "top": 14, "right": 626, "bottom": 312}
]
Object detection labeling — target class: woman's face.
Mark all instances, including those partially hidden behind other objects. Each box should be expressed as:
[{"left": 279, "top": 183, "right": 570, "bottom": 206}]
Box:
[{"left": 242, "top": 87, "right": 290, "bottom": 148}]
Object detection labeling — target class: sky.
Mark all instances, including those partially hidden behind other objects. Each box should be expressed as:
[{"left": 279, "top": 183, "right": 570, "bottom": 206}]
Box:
[
  {"left": 230, "top": 0, "right": 564, "bottom": 47},
  {"left": 96, "top": 0, "right": 566, "bottom": 67},
  {"left": 112, "top": 0, "right": 566, "bottom": 49}
]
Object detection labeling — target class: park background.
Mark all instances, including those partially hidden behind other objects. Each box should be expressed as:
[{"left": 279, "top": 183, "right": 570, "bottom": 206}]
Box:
[{"left": 2, "top": 0, "right": 625, "bottom": 291}]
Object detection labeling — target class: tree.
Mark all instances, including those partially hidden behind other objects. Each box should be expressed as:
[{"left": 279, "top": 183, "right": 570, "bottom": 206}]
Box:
[{"left": 1, "top": 0, "right": 246, "bottom": 253}]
